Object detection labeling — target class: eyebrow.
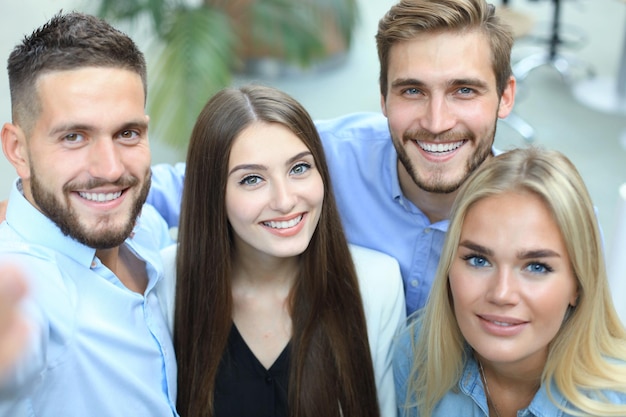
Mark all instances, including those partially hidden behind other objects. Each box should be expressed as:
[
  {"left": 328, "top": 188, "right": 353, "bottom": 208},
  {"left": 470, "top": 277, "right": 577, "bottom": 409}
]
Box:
[
  {"left": 390, "top": 77, "right": 489, "bottom": 91},
  {"left": 458, "top": 240, "right": 562, "bottom": 259},
  {"left": 228, "top": 150, "right": 313, "bottom": 176},
  {"left": 49, "top": 120, "right": 148, "bottom": 137}
]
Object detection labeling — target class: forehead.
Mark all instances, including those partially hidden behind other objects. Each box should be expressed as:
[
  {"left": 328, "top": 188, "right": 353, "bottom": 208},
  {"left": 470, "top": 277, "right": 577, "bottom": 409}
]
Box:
[
  {"left": 36, "top": 67, "right": 145, "bottom": 104},
  {"left": 461, "top": 191, "right": 566, "bottom": 251},
  {"left": 32, "top": 67, "right": 146, "bottom": 132},
  {"left": 229, "top": 122, "right": 310, "bottom": 166},
  {"left": 387, "top": 30, "right": 496, "bottom": 87}
]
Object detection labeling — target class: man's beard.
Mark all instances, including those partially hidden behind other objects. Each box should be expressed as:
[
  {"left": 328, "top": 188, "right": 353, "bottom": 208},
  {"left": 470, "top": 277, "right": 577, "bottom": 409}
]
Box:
[
  {"left": 395, "top": 121, "right": 496, "bottom": 194},
  {"left": 30, "top": 169, "right": 151, "bottom": 249}
]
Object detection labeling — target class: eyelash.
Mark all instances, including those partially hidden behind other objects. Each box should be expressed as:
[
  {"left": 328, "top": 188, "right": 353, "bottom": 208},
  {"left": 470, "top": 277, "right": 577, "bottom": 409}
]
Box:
[
  {"left": 291, "top": 162, "right": 311, "bottom": 175},
  {"left": 237, "top": 162, "right": 313, "bottom": 186},
  {"left": 460, "top": 254, "right": 554, "bottom": 274}
]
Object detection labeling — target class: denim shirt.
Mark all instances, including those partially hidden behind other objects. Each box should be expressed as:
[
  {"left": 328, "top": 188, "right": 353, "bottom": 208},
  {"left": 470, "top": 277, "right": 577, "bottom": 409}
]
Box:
[{"left": 393, "top": 320, "right": 626, "bottom": 417}]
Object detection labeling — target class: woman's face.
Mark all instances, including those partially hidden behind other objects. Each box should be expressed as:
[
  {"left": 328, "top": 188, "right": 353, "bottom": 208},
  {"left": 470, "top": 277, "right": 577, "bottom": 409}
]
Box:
[
  {"left": 449, "top": 191, "right": 578, "bottom": 370},
  {"left": 225, "top": 122, "right": 324, "bottom": 261}
]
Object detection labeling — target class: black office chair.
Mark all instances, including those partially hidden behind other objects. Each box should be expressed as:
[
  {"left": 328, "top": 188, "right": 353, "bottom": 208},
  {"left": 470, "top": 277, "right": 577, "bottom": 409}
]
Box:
[{"left": 513, "top": 0, "right": 595, "bottom": 83}]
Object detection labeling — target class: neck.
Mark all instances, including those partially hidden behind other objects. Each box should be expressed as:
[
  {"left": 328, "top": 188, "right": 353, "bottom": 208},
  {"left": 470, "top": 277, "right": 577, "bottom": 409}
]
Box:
[
  {"left": 231, "top": 249, "right": 298, "bottom": 291},
  {"left": 96, "top": 247, "right": 120, "bottom": 272},
  {"left": 96, "top": 245, "right": 148, "bottom": 294},
  {"left": 477, "top": 355, "right": 543, "bottom": 417},
  {"left": 397, "top": 164, "right": 458, "bottom": 224}
]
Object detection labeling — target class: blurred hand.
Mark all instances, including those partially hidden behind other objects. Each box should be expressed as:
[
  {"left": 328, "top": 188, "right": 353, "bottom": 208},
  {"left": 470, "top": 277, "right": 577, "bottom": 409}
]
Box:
[
  {"left": 0, "top": 200, "right": 6, "bottom": 223},
  {"left": 0, "top": 264, "right": 28, "bottom": 377}
]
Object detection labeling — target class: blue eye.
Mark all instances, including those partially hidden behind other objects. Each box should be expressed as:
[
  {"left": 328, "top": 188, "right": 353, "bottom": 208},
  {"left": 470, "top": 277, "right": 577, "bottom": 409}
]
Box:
[
  {"left": 239, "top": 175, "right": 263, "bottom": 186},
  {"left": 525, "top": 262, "right": 553, "bottom": 274},
  {"left": 290, "top": 162, "right": 311, "bottom": 175},
  {"left": 462, "top": 254, "right": 491, "bottom": 268},
  {"left": 403, "top": 87, "right": 421, "bottom": 96}
]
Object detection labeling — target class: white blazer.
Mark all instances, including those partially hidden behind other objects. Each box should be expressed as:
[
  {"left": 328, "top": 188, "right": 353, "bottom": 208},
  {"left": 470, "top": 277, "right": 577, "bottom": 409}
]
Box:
[{"left": 157, "top": 243, "right": 406, "bottom": 417}]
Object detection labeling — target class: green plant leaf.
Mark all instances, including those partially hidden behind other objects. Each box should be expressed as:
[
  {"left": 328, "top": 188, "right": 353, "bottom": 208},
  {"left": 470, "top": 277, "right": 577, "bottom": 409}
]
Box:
[{"left": 148, "top": 6, "right": 236, "bottom": 148}]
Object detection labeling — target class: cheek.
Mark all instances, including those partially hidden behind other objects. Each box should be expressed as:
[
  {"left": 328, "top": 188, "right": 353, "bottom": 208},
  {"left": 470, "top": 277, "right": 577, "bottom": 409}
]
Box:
[
  {"left": 225, "top": 190, "right": 255, "bottom": 228},
  {"left": 448, "top": 263, "right": 473, "bottom": 313}
]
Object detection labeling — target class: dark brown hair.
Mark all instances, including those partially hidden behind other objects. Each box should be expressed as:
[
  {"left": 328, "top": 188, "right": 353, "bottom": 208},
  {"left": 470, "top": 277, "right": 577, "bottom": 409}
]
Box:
[
  {"left": 174, "top": 84, "right": 380, "bottom": 417},
  {"left": 7, "top": 11, "right": 147, "bottom": 134},
  {"left": 376, "top": 0, "right": 513, "bottom": 98}
]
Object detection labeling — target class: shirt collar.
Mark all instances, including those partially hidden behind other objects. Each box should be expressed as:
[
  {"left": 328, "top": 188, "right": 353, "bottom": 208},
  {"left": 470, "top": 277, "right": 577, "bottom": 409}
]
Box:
[
  {"left": 388, "top": 146, "right": 500, "bottom": 230},
  {"left": 459, "top": 353, "right": 569, "bottom": 417}
]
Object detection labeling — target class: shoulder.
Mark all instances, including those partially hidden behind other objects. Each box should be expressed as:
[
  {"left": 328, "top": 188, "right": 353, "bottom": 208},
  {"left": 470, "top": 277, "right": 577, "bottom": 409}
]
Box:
[
  {"left": 349, "top": 244, "right": 405, "bottom": 326},
  {"left": 135, "top": 203, "right": 175, "bottom": 249},
  {"left": 315, "top": 112, "right": 390, "bottom": 143},
  {"left": 349, "top": 244, "right": 402, "bottom": 291}
]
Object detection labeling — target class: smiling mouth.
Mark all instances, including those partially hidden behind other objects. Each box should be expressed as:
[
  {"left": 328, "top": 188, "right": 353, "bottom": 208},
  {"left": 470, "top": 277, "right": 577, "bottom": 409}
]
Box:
[
  {"left": 78, "top": 191, "right": 123, "bottom": 202},
  {"left": 416, "top": 140, "right": 465, "bottom": 154},
  {"left": 479, "top": 315, "right": 526, "bottom": 327},
  {"left": 263, "top": 215, "right": 303, "bottom": 229}
]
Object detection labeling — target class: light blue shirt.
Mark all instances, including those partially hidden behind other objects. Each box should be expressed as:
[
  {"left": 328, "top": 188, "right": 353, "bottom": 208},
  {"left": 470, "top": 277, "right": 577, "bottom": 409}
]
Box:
[
  {"left": 0, "top": 180, "right": 178, "bottom": 417},
  {"left": 148, "top": 112, "right": 450, "bottom": 315},
  {"left": 393, "top": 319, "right": 626, "bottom": 417}
]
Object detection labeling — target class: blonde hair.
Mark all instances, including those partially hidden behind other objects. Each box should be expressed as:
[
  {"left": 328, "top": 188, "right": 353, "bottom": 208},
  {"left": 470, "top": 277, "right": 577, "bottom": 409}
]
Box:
[{"left": 406, "top": 147, "right": 626, "bottom": 416}]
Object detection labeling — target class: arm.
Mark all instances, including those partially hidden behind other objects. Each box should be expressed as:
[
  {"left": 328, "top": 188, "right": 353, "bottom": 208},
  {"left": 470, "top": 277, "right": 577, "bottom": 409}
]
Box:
[
  {"left": 393, "top": 322, "right": 416, "bottom": 417},
  {"left": 0, "top": 200, "right": 6, "bottom": 223},
  {"left": 0, "top": 264, "right": 28, "bottom": 379},
  {"left": 147, "top": 162, "right": 186, "bottom": 228},
  {"left": 0, "top": 257, "right": 47, "bottom": 394}
]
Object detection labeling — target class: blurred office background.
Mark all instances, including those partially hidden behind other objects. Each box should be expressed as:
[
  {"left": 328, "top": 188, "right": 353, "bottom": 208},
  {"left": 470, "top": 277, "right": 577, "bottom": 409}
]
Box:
[{"left": 1, "top": 0, "right": 625, "bottom": 302}]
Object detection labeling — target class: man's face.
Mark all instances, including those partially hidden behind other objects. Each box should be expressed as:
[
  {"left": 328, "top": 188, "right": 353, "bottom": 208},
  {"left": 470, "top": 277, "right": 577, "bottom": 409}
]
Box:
[
  {"left": 381, "top": 30, "right": 514, "bottom": 195},
  {"left": 19, "top": 67, "right": 151, "bottom": 249}
]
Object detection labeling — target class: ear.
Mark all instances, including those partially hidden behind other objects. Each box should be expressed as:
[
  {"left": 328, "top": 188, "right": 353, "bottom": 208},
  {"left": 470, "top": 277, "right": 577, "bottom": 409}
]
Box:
[
  {"left": 1, "top": 123, "right": 31, "bottom": 180},
  {"left": 497, "top": 75, "right": 516, "bottom": 119},
  {"left": 380, "top": 94, "right": 388, "bottom": 117}
]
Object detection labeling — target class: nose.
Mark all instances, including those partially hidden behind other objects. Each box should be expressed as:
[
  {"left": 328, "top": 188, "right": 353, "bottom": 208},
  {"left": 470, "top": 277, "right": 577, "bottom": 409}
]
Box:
[
  {"left": 485, "top": 268, "right": 520, "bottom": 306},
  {"left": 419, "top": 94, "right": 456, "bottom": 134},
  {"left": 269, "top": 179, "right": 297, "bottom": 213},
  {"left": 88, "top": 138, "right": 125, "bottom": 182}
]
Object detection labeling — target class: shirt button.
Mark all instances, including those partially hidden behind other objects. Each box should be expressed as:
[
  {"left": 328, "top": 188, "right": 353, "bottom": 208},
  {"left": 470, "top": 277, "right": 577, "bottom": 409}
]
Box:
[
  {"left": 411, "top": 280, "right": 418, "bottom": 287},
  {"left": 424, "top": 227, "right": 431, "bottom": 234},
  {"left": 265, "top": 376, "right": 273, "bottom": 384}
]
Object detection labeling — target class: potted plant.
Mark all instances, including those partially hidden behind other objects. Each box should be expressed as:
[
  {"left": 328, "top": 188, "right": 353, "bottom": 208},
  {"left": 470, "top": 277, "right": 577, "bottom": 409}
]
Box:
[{"left": 96, "top": 0, "right": 359, "bottom": 148}]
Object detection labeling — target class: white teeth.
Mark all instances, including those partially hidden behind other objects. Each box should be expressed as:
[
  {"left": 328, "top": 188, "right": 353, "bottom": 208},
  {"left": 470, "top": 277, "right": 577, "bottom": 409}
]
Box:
[
  {"left": 79, "top": 191, "right": 122, "bottom": 202},
  {"left": 492, "top": 320, "right": 514, "bottom": 327},
  {"left": 417, "top": 140, "right": 464, "bottom": 153},
  {"left": 264, "top": 215, "right": 303, "bottom": 229}
]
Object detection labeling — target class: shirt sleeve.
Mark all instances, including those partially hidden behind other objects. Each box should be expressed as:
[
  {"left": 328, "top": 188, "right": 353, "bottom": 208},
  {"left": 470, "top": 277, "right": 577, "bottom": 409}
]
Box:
[
  {"left": 147, "top": 163, "right": 186, "bottom": 228},
  {"left": 350, "top": 244, "right": 406, "bottom": 417},
  {"left": 393, "top": 320, "right": 418, "bottom": 417}
]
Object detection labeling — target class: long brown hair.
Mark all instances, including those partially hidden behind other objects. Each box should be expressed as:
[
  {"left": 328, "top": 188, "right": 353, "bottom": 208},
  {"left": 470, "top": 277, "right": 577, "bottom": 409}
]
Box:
[{"left": 174, "top": 84, "right": 380, "bottom": 417}]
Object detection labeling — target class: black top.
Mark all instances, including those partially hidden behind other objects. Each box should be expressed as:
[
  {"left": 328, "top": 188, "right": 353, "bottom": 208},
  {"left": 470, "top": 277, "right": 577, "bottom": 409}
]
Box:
[{"left": 214, "top": 325, "right": 290, "bottom": 417}]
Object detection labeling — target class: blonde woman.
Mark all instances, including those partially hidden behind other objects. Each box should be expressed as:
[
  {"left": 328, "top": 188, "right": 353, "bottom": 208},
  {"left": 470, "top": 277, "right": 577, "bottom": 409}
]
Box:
[{"left": 394, "top": 147, "right": 626, "bottom": 416}]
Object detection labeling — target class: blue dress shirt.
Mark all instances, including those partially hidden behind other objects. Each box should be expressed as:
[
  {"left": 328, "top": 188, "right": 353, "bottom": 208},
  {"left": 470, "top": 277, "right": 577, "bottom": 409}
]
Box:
[
  {"left": 393, "top": 320, "right": 626, "bottom": 417},
  {"left": 148, "top": 112, "right": 453, "bottom": 315},
  {"left": 0, "top": 180, "right": 178, "bottom": 417}
]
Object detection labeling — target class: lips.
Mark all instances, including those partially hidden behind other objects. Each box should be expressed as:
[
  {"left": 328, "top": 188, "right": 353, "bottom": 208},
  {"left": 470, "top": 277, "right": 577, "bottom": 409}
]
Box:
[{"left": 478, "top": 314, "right": 528, "bottom": 336}]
